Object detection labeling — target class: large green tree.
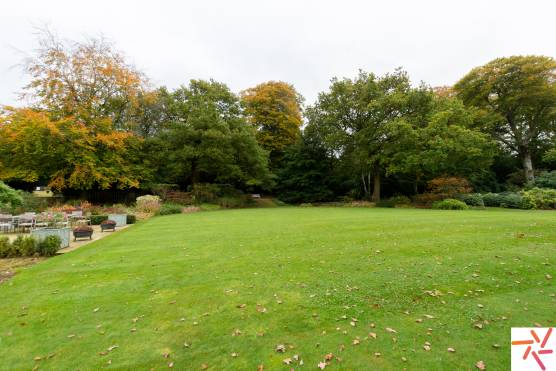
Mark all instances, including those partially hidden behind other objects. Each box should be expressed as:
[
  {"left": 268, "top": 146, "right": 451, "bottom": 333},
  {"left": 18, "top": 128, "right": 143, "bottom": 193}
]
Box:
[
  {"left": 305, "top": 69, "right": 431, "bottom": 201},
  {"left": 455, "top": 56, "right": 556, "bottom": 182},
  {"left": 149, "top": 80, "right": 270, "bottom": 189},
  {"left": 240, "top": 81, "right": 303, "bottom": 168},
  {"left": 385, "top": 97, "right": 496, "bottom": 192}
]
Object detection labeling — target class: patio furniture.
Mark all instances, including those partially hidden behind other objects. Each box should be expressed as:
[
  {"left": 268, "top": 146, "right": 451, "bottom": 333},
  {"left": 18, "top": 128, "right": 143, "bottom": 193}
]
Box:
[
  {"left": 0, "top": 215, "right": 14, "bottom": 233},
  {"left": 15, "top": 214, "right": 35, "bottom": 232}
]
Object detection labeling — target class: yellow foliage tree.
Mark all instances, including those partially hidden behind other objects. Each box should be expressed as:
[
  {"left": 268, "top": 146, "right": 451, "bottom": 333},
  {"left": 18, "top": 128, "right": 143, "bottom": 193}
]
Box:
[{"left": 240, "top": 81, "right": 303, "bottom": 167}]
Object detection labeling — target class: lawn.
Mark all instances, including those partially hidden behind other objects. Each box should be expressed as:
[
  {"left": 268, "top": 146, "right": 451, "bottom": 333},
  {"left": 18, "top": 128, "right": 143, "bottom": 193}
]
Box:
[{"left": 0, "top": 207, "right": 554, "bottom": 370}]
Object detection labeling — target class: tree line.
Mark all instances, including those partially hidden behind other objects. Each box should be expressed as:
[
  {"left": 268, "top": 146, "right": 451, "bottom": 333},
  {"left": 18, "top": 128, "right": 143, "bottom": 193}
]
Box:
[{"left": 0, "top": 31, "right": 554, "bottom": 202}]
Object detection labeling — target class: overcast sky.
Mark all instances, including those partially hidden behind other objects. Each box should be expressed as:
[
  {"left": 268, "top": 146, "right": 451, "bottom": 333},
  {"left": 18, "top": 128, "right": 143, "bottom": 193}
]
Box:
[{"left": 1, "top": 0, "right": 555, "bottom": 107}]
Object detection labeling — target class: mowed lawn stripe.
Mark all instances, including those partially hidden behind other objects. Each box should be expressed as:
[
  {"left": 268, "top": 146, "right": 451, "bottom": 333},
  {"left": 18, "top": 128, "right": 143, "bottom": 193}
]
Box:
[{"left": 0, "top": 207, "right": 554, "bottom": 369}]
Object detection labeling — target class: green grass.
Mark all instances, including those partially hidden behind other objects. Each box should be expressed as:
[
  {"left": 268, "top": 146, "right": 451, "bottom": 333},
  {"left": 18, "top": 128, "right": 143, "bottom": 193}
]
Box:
[{"left": 0, "top": 207, "right": 555, "bottom": 370}]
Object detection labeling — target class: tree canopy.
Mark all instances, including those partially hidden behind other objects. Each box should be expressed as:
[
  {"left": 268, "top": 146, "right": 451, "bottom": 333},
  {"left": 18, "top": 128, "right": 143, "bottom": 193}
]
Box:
[
  {"left": 241, "top": 81, "right": 303, "bottom": 168},
  {"left": 455, "top": 55, "right": 556, "bottom": 181}
]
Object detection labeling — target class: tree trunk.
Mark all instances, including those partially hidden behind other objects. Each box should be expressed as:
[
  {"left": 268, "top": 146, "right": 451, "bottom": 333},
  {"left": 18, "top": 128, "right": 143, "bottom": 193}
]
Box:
[
  {"left": 522, "top": 150, "right": 534, "bottom": 182},
  {"left": 371, "top": 166, "right": 381, "bottom": 202}
]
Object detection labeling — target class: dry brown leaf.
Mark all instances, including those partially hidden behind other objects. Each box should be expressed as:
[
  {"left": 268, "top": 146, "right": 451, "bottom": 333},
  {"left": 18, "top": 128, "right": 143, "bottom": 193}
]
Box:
[
  {"left": 447, "top": 347, "right": 456, "bottom": 353},
  {"left": 369, "top": 332, "right": 377, "bottom": 339},
  {"left": 475, "top": 360, "right": 486, "bottom": 370},
  {"left": 385, "top": 327, "right": 397, "bottom": 333},
  {"left": 276, "top": 344, "right": 286, "bottom": 353}
]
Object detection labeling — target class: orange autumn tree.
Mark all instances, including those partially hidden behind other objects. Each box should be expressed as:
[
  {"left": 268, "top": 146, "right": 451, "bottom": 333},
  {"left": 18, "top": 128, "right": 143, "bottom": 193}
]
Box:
[
  {"left": 0, "top": 107, "right": 146, "bottom": 190},
  {"left": 22, "top": 29, "right": 148, "bottom": 130},
  {"left": 0, "top": 30, "right": 152, "bottom": 191}
]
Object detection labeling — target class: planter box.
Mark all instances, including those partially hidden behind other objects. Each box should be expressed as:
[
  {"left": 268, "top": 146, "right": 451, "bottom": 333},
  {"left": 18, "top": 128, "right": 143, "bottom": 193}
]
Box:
[
  {"left": 100, "top": 224, "right": 116, "bottom": 232},
  {"left": 73, "top": 230, "right": 93, "bottom": 241},
  {"left": 31, "top": 227, "right": 71, "bottom": 249},
  {"left": 108, "top": 214, "right": 127, "bottom": 227}
]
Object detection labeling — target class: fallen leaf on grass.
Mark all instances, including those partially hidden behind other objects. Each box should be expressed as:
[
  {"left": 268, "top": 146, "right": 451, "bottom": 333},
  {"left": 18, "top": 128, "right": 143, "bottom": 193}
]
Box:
[
  {"left": 352, "top": 339, "right": 360, "bottom": 345},
  {"left": 231, "top": 352, "right": 238, "bottom": 358},
  {"left": 276, "top": 344, "right": 286, "bottom": 353},
  {"left": 168, "top": 362, "right": 174, "bottom": 368},
  {"left": 447, "top": 347, "right": 456, "bottom": 353},
  {"left": 475, "top": 360, "right": 486, "bottom": 370},
  {"left": 385, "top": 327, "right": 397, "bottom": 334},
  {"left": 107, "top": 345, "right": 118, "bottom": 352},
  {"left": 318, "top": 362, "right": 326, "bottom": 369},
  {"left": 369, "top": 332, "right": 377, "bottom": 339},
  {"left": 283, "top": 358, "right": 292, "bottom": 365},
  {"left": 236, "top": 304, "right": 246, "bottom": 308}
]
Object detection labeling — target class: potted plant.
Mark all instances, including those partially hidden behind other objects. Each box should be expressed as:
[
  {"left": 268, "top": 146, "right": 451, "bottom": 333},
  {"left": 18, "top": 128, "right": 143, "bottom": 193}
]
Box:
[
  {"left": 105, "top": 205, "right": 128, "bottom": 227},
  {"left": 100, "top": 219, "right": 117, "bottom": 232},
  {"left": 73, "top": 225, "right": 93, "bottom": 241},
  {"left": 31, "top": 212, "right": 71, "bottom": 248}
]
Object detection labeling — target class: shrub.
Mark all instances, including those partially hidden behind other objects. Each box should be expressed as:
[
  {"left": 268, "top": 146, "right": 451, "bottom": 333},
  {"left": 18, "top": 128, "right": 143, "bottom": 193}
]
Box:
[
  {"left": 191, "top": 184, "right": 220, "bottom": 203},
  {"left": 136, "top": 195, "right": 161, "bottom": 213},
  {"left": 90, "top": 215, "right": 108, "bottom": 225},
  {"left": 498, "top": 192, "right": 523, "bottom": 209},
  {"left": 521, "top": 188, "right": 556, "bottom": 209},
  {"left": 412, "top": 192, "right": 444, "bottom": 206},
  {"left": 432, "top": 198, "right": 469, "bottom": 210},
  {"left": 533, "top": 171, "right": 556, "bottom": 189},
  {"left": 158, "top": 203, "right": 183, "bottom": 215},
  {"left": 299, "top": 203, "right": 313, "bottom": 207},
  {"left": 458, "top": 193, "right": 484, "bottom": 207},
  {"left": 12, "top": 236, "right": 38, "bottom": 256},
  {"left": 389, "top": 195, "right": 411, "bottom": 205},
  {"left": 427, "top": 177, "right": 472, "bottom": 197},
  {"left": 37, "top": 235, "right": 61, "bottom": 257},
  {"left": 0, "top": 236, "right": 14, "bottom": 258},
  {"left": 482, "top": 193, "right": 501, "bottom": 207},
  {"left": 0, "top": 181, "right": 23, "bottom": 212},
  {"left": 217, "top": 196, "right": 254, "bottom": 209},
  {"left": 376, "top": 199, "right": 396, "bottom": 208},
  {"left": 126, "top": 214, "right": 137, "bottom": 224}
]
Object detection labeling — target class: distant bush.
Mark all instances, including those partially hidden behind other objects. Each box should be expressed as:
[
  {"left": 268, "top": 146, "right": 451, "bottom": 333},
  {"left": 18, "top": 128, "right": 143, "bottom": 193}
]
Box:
[
  {"left": 532, "top": 171, "right": 556, "bottom": 189},
  {"left": 158, "top": 203, "right": 183, "bottom": 215},
  {"left": 427, "top": 177, "right": 472, "bottom": 197},
  {"left": 432, "top": 198, "right": 469, "bottom": 210},
  {"left": 217, "top": 196, "right": 254, "bottom": 209},
  {"left": 299, "top": 203, "right": 313, "bottom": 207},
  {"left": 458, "top": 193, "right": 484, "bottom": 207},
  {"left": 136, "top": 195, "right": 161, "bottom": 213},
  {"left": 90, "top": 215, "right": 108, "bottom": 225},
  {"left": 412, "top": 192, "right": 444, "bottom": 206},
  {"left": 389, "top": 195, "right": 411, "bottom": 205},
  {"left": 126, "top": 214, "right": 137, "bottom": 224},
  {"left": 0, "top": 181, "right": 22, "bottom": 212},
  {"left": 37, "top": 235, "right": 61, "bottom": 257},
  {"left": 13, "top": 191, "right": 48, "bottom": 213},
  {"left": 375, "top": 199, "right": 396, "bottom": 208},
  {"left": 499, "top": 193, "right": 524, "bottom": 209},
  {"left": 481, "top": 192, "right": 523, "bottom": 208},
  {"left": 521, "top": 188, "right": 556, "bottom": 209},
  {"left": 191, "top": 184, "right": 220, "bottom": 203}
]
